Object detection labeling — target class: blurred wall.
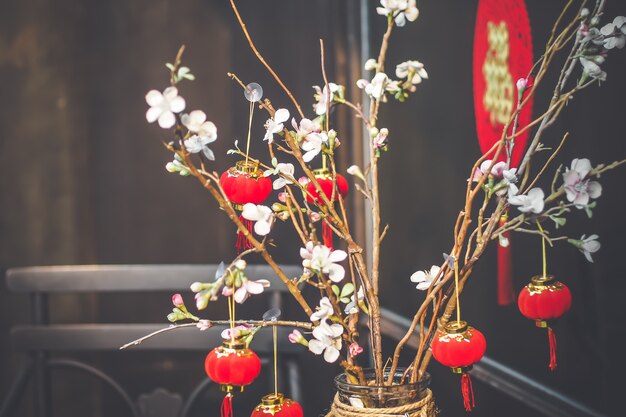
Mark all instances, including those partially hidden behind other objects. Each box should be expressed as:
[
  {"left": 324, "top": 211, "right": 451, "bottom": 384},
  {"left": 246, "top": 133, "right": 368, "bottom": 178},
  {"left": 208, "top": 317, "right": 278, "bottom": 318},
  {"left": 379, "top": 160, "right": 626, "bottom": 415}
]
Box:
[{"left": 1, "top": 0, "right": 625, "bottom": 416}]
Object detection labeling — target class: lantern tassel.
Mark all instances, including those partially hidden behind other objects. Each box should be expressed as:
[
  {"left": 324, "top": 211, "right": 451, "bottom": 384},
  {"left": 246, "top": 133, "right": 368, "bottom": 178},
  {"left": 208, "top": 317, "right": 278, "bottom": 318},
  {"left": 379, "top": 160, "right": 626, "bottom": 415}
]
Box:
[
  {"left": 461, "top": 373, "right": 475, "bottom": 412},
  {"left": 322, "top": 221, "right": 333, "bottom": 250},
  {"left": 236, "top": 216, "right": 254, "bottom": 253},
  {"left": 221, "top": 393, "right": 233, "bottom": 417},
  {"left": 548, "top": 327, "right": 557, "bottom": 371},
  {"left": 497, "top": 211, "right": 514, "bottom": 306}
]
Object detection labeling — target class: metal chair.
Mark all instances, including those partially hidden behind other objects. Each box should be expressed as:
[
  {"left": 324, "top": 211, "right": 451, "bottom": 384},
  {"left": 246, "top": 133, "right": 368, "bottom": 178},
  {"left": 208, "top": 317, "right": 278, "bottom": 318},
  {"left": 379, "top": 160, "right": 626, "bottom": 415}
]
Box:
[{"left": 1, "top": 264, "right": 304, "bottom": 417}]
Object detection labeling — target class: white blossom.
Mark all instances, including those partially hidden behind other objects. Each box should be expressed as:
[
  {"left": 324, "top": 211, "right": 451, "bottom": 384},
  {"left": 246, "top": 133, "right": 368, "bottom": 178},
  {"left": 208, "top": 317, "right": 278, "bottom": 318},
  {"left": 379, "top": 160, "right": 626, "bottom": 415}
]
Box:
[
  {"left": 145, "top": 87, "right": 186, "bottom": 129},
  {"left": 181, "top": 111, "right": 217, "bottom": 142},
  {"left": 302, "top": 243, "right": 348, "bottom": 282},
  {"left": 184, "top": 134, "right": 217, "bottom": 160},
  {"left": 310, "top": 297, "right": 334, "bottom": 321},
  {"left": 600, "top": 16, "right": 626, "bottom": 49},
  {"left": 301, "top": 132, "right": 327, "bottom": 162},
  {"left": 410, "top": 265, "right": 441, "bottom": 291},
  {"left": 313, "top": 83, "right": 342, "bottom": 115},
  {"left": 357, "top": 73, "right": 389, "bottom": 100},
  {"left": 395, "top": 60, "right": 428, "bottom": 84},
  {"left": 264, "top": 108, "right": 290, "bottom": 143},
  {"left": 309, "top": 320, "right": 343, "bottom": 363},
  {"left": 376, "top": 0, "right": 419, "bottom": 27},
  {"left": 563, "top": 158, "right": 602, "bottom": 209},
  {"left": 273, "top": 163, "right": 295, "bottom": 190},
  {"left": 508, "top": 185, "right": 545, "bottom": 214},
  {"left": 241, "top": 203, "right": 274, "bottom": 236},
  {"left": 291, "top": 117, "right": 320, "bottom": 137},
  {"left": 234, "top": 278, "right": 271, "bottom": 304},
  {"left": 580, "top": 234, "right": 601, "bottom": 262},
  {"left": 579, "top": 57, "right": 607, "bottom": 81},
  {"left": 344, "top": 287, "right": 365, "bottom": 315}
]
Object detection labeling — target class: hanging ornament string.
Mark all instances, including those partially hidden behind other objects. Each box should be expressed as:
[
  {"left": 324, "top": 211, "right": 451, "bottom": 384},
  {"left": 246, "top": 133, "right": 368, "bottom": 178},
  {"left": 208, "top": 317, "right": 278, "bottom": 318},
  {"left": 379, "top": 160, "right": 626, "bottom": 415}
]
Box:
[
  {"left": 536, "top": 220, "right": 547, "bottom": 278},
  {"left": 454, "top": 257, "right": 461, "bottom": 324},
  {"left": 273, "top": 323, "right": 278, "bottom": 396},
  {"left": 227, "top": 271, "right": 235, "bottom": 343},
  {"left": 243, "top": 82, "right": 262, "bottom": 165},
  {"left": 245, "top": 100, "right": 254, "bottom": 165}
]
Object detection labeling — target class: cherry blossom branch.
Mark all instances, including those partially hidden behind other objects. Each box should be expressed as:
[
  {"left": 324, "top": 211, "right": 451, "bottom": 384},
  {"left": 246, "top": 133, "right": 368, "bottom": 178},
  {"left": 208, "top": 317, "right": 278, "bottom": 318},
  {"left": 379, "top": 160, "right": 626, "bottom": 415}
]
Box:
[
  {"left": 229, "top": 0, "right": 304, "bottom": 118},
  {"left": 120, "top": 319, "right": 314, "bottom": 350}
]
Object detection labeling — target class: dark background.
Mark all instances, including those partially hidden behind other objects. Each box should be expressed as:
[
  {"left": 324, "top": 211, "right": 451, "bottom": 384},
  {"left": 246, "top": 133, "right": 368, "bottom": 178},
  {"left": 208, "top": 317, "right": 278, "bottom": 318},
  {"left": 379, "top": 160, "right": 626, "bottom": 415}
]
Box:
[{"left": 1, "top": 1, "right": 625, "bottom": 416}]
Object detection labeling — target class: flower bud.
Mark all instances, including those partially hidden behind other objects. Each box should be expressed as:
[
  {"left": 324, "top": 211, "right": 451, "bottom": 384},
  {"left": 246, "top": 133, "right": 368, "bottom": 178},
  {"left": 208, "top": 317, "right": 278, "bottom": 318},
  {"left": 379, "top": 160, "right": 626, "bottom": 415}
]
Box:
[
  {"left": 516, "top": 77, "right": 529, "bottom": 91},
  {"left": 278, "top": 192, "right": 288, "bottom": 203},
  {"left": 277, "top": 211, "right": 291, "bottom": 221},
  {"left": 171, "top": 293, "right": 184, "bottom": 307},
  {"left": 190, "top": 282, "right": 203, "bottom": 292},
  {"left": 347, "top": 165, "right": 367, "bottom": 182},
  {"left": 234, "top": 259, "right": 247, "bottom": 270},
  {"left": 309, "top": 212, "right": 321, "bottom": 222},
  {"left": 272, "top": 203, "right": 287, "bottom": 212},
  {"left": 580, "top": 8, "right": 590, "bottom": 18},
  {"left": 364, "top": 58, "right": 378, "bottom": 71},
  {"left": 288, "top": 330, "right": 308, "bottom": 346}
]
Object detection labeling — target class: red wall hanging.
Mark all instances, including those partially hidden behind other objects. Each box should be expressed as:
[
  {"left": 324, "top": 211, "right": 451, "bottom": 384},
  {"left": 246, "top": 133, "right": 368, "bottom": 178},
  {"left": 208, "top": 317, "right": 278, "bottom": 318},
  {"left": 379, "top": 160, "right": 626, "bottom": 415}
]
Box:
[{"left": 473, "top": 0, "right": 534, "bottom": 305}]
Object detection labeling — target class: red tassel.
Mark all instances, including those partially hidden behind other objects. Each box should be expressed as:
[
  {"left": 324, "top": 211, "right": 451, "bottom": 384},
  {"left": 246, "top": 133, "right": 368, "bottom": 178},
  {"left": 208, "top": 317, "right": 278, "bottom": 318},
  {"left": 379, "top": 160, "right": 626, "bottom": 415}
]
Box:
[
  {"left": 497, "top": 211, "right": 514, "bottom": 305},
  {"left": 548, "top": 327, "right": 557, "bottom": 371},
  {"left": 221, "top": 393, "right": 233, "bottom": 417},
  {"left": 236, "top": 217, "right": 254, "bottom": 253},
  {"left": 461, "top": 373, "right": 475, "bottom": 412},
  {"left": 322, "top": 221, "right": 334, "bottom": 250}
]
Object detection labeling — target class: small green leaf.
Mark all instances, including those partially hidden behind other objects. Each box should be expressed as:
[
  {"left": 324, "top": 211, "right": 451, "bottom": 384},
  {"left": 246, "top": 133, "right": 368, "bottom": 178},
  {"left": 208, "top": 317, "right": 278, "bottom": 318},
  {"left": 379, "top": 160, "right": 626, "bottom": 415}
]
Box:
[
  {"left": 340, "top": 283, "right": 355, "bottom": 298},
  {"left": 340, "top": 297, "right": 350, "bottom": 304},
  {"left": 584, "top": 201, "right": 597, "bottom": 218},
  {"left": 550, "top": 215, "right": 567, "bottom": 229},
  {"left": 166, "top": 63, "right": 175, "bottom": 71},
  {"left": 331, "top": 285, "right": 340, "bottom": 297}
]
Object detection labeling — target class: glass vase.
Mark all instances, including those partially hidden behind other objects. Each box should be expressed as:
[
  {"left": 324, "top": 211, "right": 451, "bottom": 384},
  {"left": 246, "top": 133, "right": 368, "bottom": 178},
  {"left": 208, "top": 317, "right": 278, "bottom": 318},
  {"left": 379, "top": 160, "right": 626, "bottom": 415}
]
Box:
[{"left": 334, "top": 368, "right": 431, "bottom": 409}]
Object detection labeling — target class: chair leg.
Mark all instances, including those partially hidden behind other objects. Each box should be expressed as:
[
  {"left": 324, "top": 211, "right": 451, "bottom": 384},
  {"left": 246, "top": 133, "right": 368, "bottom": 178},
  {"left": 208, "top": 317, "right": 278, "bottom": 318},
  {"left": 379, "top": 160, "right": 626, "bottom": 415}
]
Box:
[
  {"left": 0, "top": 362, "right": 33, "bottom": 417},
  {"left": 33, "top": 353, "right": 51, "bottom": 417}
]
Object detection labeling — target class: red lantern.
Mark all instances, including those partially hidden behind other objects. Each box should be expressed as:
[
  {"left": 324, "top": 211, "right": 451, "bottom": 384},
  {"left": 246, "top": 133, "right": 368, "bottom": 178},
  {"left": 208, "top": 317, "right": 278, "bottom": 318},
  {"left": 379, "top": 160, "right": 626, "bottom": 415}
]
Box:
[
  {"left": 305, "top": 168, "right": 349, "bottom": 249},
  {"left": 431, "top": 321, "right": 487, "bottom": 412},
  {"left": 219, "top": 160, "right": 272, "bottom": 252},
  {"left": 250, "top": 393, "right": 303, "bottom": 417},
  {"left": 205, "top": 340, "right": 262, "bottom": 417},
  {"left": 518, "top": 274, "right": 571, "bottom": 371}
]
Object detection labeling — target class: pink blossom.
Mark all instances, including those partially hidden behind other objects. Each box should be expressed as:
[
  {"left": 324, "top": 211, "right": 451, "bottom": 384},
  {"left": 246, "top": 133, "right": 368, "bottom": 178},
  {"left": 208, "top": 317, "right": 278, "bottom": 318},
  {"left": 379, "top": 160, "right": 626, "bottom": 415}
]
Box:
[
  {"left": 349, "top": 342, "right": 363, "bottom": 357},
  {"left": 278, "top": 192, "right": 288, "bottom": 203},
  {"left": 563, "top": 158, "right": 602, "bottom": 209},
  {"left": 196, "top": 320, "right": 211, "bottom": 331}
]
